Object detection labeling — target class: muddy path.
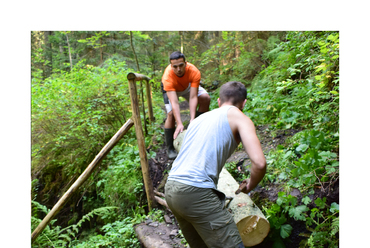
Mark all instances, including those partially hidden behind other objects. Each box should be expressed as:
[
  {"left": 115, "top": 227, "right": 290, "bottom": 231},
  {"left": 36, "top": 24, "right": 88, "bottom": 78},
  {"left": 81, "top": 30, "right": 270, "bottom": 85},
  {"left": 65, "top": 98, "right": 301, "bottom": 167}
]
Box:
[{"left": 139, "top": 100, "right": 339, "bottom": 247}]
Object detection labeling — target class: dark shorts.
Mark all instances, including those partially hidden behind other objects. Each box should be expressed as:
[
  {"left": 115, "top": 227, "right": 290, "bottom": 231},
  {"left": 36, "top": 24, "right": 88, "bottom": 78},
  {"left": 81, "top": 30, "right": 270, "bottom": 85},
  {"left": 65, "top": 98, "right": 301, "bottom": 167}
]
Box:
[{"left": 165, "top": 180, "right": 244, "bottom": 248}]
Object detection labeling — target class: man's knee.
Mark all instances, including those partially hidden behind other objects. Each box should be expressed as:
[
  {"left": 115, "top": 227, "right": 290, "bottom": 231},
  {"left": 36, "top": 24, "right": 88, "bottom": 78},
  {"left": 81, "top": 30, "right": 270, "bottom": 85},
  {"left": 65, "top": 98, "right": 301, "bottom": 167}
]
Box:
[
  {"left": 166, "top": 111, "right": 175, "bottom": 125},
  {"left": 198, "top": 93, "right": 211, "bottom": 106},
  {"left": 167, "top": 111, "right": 174, "bottom": 119}
]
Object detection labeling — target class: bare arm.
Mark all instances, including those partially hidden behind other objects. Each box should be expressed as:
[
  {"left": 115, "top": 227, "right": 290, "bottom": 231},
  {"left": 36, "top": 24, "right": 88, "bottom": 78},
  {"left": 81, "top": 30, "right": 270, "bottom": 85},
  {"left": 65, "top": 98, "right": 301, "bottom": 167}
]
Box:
[
  {"left": 189, "top": 87, "right": 198, "bottom": 122},
  {"left": 228, "top": 107, "right": 266, "bottom": 194},
  {"left": 166, "top": 91, "right": 183, "bottom": 139}
]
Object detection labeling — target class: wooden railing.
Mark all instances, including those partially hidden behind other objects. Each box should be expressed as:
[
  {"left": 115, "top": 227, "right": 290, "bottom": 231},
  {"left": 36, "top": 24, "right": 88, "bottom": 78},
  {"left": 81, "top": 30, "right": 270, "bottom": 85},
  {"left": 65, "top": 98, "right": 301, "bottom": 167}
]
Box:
[
  {"left": 31, "top": 72, "right": 157, "bottom": 243},
  {"left": 127, "top": 72, "right": 156, "bottom": 212}
]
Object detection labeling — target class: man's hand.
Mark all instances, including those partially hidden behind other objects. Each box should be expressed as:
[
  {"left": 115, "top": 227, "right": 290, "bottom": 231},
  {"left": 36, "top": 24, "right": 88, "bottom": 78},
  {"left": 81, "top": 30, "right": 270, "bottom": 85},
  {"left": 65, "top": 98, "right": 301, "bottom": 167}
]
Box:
[
  {"left": 235, "top": 179, "right": 250, "bottom": 194},
  {"left": 173, "top": 123, "right": 184, "bottom": 139}
]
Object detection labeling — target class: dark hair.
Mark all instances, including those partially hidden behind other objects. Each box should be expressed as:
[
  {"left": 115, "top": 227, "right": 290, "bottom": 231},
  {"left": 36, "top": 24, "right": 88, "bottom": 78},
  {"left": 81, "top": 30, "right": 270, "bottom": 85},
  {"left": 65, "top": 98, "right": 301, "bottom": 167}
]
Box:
[
  {"left": 219, "top": 81, "right": 247, "bottom": 105},
  {"left": 169, "top": 51, "right": 186, "bottom": 62}
]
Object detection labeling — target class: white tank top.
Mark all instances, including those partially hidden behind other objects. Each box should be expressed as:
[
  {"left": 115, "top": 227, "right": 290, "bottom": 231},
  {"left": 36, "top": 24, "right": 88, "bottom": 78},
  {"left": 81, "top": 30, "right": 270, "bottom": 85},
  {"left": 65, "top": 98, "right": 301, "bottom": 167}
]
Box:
[{"left": 167, "top": 105, "right": 238, "bottom": 189}]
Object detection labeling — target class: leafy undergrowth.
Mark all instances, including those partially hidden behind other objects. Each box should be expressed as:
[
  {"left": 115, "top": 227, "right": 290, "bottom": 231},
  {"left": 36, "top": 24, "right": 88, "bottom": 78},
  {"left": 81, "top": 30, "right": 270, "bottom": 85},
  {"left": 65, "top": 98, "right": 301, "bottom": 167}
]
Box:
[
  {"left": 215, "top": 31, "right": 339, "bottom": 247},
  {"left": 227, "top": 31, "right": 339, "bottom": 248}
]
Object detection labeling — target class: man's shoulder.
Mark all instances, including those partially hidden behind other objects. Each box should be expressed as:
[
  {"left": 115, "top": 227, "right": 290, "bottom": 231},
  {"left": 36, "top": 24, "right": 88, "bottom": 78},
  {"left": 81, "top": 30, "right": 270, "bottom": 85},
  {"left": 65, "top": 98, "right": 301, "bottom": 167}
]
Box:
[
  {"left": 162, "top": 65, "right": 174, "bottom": 80},
  {"left": 186, "top": 62, "right": 199, "bottom": 71},
  {"left": 185, "top": 62, "right": 201, "bottom": 80},
  {"left": 163, "top": 64, "right": 172, "bottom": 74},
  {"left": 227, "top": 107, "right": 254, "bottom": 129}
]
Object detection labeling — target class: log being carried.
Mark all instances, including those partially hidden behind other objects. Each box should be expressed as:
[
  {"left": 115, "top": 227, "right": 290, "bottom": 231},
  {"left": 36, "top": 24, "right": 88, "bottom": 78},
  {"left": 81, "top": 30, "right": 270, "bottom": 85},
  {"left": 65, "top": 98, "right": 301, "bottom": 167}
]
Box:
[{"left": 165, "top": 81, "right": 269, "bottom": 248}]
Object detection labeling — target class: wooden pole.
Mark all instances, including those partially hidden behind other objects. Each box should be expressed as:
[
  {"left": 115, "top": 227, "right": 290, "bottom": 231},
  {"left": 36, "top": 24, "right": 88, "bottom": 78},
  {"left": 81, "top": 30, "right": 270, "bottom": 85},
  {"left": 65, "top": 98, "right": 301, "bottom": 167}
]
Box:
[
  {"left": 31, "top": 119, "right": 134, "bottom": 243},
  {"left": 139, "top": 80, "right": 147, "bottom": 135},
  {"left": 127, "top": 73, "right": 156, "bottom": 211},
  {"left": 145, "top": 79, "right": 154, "bottom": 123}
]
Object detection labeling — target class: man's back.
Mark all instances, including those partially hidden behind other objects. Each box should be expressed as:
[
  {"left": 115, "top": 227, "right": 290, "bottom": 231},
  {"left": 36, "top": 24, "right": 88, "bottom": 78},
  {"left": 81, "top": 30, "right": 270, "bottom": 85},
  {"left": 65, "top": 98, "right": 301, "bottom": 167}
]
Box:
[{"left": 167, "top": 105, "right": 238, "bottom": 189}]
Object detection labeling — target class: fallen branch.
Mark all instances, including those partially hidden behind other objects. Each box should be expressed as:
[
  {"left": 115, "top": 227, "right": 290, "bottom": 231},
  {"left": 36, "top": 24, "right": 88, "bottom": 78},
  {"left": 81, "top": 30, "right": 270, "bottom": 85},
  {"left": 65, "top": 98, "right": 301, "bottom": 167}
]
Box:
[
  {"left": 154, "top": 196, "right": 169, "bottom": 209},
  {"left": 154, "top": 189, "right": 165, "bottom": 198}
]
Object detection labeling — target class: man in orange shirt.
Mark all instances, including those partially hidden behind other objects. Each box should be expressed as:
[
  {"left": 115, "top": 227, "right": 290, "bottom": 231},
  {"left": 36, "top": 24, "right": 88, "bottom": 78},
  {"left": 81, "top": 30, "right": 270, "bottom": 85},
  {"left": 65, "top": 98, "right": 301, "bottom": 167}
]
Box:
[{"left": 161, "top": 51, "right": 210, "bottom": 159}]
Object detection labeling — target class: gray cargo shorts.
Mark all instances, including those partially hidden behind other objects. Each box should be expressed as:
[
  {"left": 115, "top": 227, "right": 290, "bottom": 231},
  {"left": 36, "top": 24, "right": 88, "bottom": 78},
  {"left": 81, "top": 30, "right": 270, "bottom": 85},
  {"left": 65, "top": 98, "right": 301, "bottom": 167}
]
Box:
[{"left": 165, "top": 180, "right": 244, "bottom": 248}]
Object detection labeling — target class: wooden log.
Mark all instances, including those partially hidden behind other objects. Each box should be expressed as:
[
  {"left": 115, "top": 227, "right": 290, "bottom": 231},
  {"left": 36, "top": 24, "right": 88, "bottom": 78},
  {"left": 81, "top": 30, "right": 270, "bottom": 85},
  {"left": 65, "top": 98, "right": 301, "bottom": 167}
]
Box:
[
  {"left": 217, "top": 168, "right": 270, "bottom": 247},
  {"left": 154, "top": 196, "right": 169, "bottom": 209},
  {"left": 31, "top": 119, "right": 134, "bottom": 243},
  {"left": 154, "top": 190, "right": 170, "bottom": 209},
  {"left": 154, "top": 189, "right": 165, "bottom": 198},
  {"left": 173, "top": 130, "right": 186, "bottom": 152},
  {"left": 127, "top": 74, "right": 156, "bottom": 211},
  {"left": 127, "top": 72, "right": 151, "bottom": 82},
  {"left": 135, "top": 222, "right": 186, "bottom": 248},
  {"left": 173, "top": 130, "right": 270, "bottom": 247}
]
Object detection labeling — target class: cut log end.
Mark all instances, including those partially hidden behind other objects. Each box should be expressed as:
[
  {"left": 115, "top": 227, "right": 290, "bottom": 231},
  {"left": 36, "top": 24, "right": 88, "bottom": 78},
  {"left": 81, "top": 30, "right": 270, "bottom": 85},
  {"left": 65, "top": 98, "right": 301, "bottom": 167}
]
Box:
[{"left": 237, "top": 215, "right": 270, "bottom": 246}]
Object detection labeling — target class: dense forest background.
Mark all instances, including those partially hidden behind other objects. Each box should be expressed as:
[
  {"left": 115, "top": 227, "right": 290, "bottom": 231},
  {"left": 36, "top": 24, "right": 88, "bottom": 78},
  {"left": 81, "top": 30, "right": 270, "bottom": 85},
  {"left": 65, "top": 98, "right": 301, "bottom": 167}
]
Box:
[{"left": 27, "top": 30, "right": 343, "bottom": 247}]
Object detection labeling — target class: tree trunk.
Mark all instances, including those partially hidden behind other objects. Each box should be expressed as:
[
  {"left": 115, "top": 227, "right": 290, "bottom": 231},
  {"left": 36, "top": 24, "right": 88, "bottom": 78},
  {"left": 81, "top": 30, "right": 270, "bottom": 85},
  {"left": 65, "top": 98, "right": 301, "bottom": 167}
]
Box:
[
  {"left": 100, "top": 36, "right": 103, "bottom": 64},
  {"left": 179, "top": 31, "right": 184, "bottom": 53},
  {"left": 173, "top": 130, "right": 270, "bottom": 247},
  {"left": 65, "top": 32, "right": 73, "bottom": 70},
  {"left": 43, "top": 31, "right": 53, "bottom": 78},
  {"left": 113, "top": 32, "right": 117, "bottom": 54},
  {"left": 130, "top": 31, "right": 140, "bottom": 72}
]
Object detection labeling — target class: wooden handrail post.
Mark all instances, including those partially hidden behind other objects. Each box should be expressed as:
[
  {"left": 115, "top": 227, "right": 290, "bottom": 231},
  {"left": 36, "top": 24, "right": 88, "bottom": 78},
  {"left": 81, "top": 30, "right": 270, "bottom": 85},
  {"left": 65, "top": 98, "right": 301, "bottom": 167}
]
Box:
[
  {"left": 127, "top": 73, "right": 156, "bottom": 211},
  {"left": 145, "top": 79, "right": 154, "bottom": 123},
  {"left": 31, "top": 119, "right": 134, "bottom": 243}
]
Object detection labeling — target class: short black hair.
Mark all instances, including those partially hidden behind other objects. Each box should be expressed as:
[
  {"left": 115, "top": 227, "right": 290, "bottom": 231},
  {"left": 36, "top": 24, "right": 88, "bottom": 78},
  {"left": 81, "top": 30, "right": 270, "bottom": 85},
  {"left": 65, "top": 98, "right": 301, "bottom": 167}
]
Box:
[
  {"left": 219, "top": 81, "right": 247, "bottom": 105},
  {"left": 169, "top": 51, "right": 186, "bottom": 62}
]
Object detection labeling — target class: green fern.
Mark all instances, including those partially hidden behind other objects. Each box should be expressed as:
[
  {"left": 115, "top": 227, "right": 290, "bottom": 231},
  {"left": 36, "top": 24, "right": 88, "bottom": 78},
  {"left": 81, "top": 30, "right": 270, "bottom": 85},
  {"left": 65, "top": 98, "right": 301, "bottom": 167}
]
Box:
[
  {"left": 31, "top": 216, "right": 60, "bottom": 248},
  {"left": 32, "top": 200, "right": 50, "bottom": 217},
  {"left": 31, "top": 201, "right": 118, "bottom": 248},
  {"left": 330, "top": 217, "right": 339, "bottom": 236},
  {"left": 57, "top": 206, "right": 118, "bottom": 246}
]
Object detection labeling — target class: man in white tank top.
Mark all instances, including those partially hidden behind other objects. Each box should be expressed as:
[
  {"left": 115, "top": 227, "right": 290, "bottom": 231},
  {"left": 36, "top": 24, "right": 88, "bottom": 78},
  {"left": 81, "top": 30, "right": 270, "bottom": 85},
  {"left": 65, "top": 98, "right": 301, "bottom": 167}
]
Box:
[{"left": 165, "top": 81, "right": 266, "bottom": 248}]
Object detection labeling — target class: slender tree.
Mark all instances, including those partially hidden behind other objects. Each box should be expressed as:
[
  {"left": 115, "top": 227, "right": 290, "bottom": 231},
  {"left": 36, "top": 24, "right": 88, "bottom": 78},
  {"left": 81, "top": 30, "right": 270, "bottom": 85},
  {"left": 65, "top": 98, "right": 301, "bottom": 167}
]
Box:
[
  {"left": 130, "top": 31, "right": 140, "bottom": 72},
  {"left": 43, "top": 31, "right": 53, "bottom": 78},
  {"left": 64, "top": 31, "right": 73, "bottom": 70}
]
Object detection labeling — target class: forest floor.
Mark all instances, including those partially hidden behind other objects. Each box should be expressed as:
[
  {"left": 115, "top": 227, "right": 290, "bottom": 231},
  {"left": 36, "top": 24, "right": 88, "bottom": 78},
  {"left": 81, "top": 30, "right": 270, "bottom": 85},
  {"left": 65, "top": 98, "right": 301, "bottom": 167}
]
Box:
[{"left": 135, "top": 100, "right": 339, "bottom": 248}]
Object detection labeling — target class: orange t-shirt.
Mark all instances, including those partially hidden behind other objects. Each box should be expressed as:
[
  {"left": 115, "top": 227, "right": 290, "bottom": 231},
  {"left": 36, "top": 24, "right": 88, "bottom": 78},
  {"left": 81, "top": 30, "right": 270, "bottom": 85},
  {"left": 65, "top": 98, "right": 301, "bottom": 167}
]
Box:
[{"left": 162, "top": 62, "right": 201, "bottom": 92}]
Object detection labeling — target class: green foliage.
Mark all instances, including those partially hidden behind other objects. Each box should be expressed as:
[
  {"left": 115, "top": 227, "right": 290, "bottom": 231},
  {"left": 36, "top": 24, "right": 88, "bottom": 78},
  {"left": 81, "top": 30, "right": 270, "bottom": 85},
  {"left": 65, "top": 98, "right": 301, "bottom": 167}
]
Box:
[
  {"left": 224, "top": 162, "right": 244, "bottom": 182},
  {"left": 264, "top": 129, "right": 339, "bottom": 193},
  {"left": 246, "top": 31, "right": 339, "bottom": 132},
  {"left": 77, "top": 31, "right": 111, "bottom": 49},
  {"left": 57, "top": 207, "right": 118, "bottom": 247},
  {"left": 302, "top": 200, "right": 339, "bottom": 248},
  {"left": 197, "top": 32, "right": 283, "bottom": 87},
  {"left": 31, "top": 201, "right": 116, "bottom": 247},
  {"left": 263, "top": 192, "right": 339, "bottom": 247},
  {"left": 96, "top": 145, "right": 145, "bottom": 212},
  {"left": 244, "top": 31, "right": 339, "bottom": 247},
  {"left": 32, "top": 59, "right": 133, "bottom": 203}
]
